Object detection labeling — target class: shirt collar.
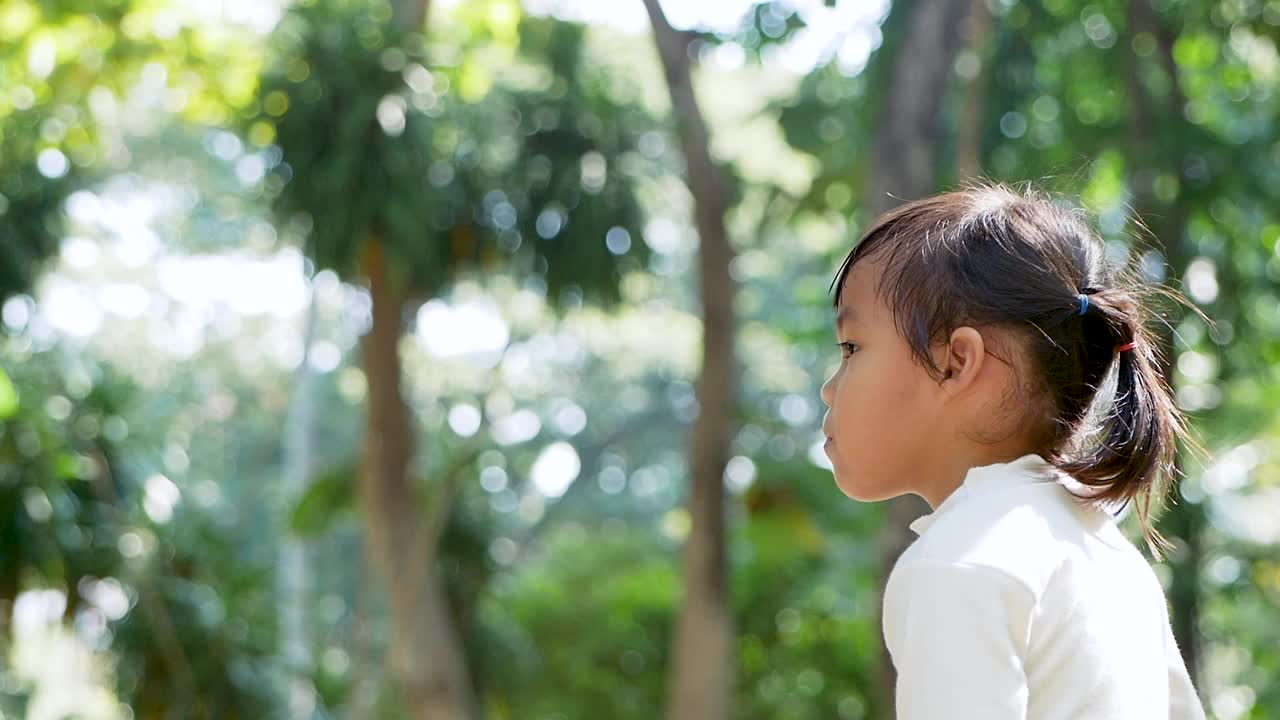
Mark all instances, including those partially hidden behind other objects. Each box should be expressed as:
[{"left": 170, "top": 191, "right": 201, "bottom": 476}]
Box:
[{"left": 908, "top": 453, "right": 1059, "bottom": 536}]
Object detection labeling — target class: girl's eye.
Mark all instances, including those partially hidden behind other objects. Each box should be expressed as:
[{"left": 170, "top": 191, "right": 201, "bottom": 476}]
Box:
[{"left": 838, "top": 341, "right": 859, "bottom": 358}]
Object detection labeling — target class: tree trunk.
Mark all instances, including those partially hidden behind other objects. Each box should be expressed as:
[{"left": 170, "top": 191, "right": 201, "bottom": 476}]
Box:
[
  {"left": 864, "top": 0, "right": 973, "bottom": 711},
  {"left": 641, "top": 3, "right": 737, "bottom": 720},
  {"left": 1125, "top": 0, "right": 1204, "bottom": 690},
  {"left": 349, "top": 0, "right": 476, "bottom": 715},
  {"left": 280, "top": 272, "right": 319, "bottom": 719},
  {"left": 394, "top": 0, "right": 430, "bottom": 36},
  {"left": 359, "top": 236, "right": 474, "bottom": 719},
  {"left": 955, "top": 0, "right": 992, "bottom": 183}
]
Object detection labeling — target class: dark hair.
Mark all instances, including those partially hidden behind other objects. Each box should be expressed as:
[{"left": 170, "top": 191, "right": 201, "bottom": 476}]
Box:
[{"left": 831, "top": 181, "right": 1204, "bottom": 554}]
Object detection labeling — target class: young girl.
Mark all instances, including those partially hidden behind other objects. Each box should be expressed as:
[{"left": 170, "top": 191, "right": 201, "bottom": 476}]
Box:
[{"left": 819, "top": 183, "right": 1207, "bottom": 718}]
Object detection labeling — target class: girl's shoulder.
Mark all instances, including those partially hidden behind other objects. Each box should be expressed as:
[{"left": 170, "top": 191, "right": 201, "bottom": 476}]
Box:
[{"left": 900, "top": 481, "right": 1143, "bottom": 598}]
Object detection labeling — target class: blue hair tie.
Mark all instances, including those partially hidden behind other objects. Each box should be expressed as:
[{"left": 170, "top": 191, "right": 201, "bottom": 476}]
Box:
[{"left": 1077, "top": 294, "right": 1089, "bottom": 316}]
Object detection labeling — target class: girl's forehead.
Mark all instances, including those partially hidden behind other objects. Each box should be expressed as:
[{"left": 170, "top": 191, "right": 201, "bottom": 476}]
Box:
[
  {"left": 835, "top": 258, "right": 888, "bottom": 325},
  {"left": 839, "top": 257, "right": 885, "bottom": 305}
]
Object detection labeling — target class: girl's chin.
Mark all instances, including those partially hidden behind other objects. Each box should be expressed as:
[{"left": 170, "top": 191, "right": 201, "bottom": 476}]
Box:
[
  {"left": 832, "top": 470, "right": 897, "bottom": 503},
  {"left": 831, "top": 471, "right": 869, "bottom": 501}
]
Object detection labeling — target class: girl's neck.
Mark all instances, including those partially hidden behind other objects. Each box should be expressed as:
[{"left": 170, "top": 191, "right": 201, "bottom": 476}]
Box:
[{"left": 917, "top": 443, "right": 1040, "bottom": 510}]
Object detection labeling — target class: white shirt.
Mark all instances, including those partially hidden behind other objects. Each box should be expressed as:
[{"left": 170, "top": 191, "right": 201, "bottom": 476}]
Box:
[{"left": 882, "top": 453, "right": 1207, "bottom": 719}]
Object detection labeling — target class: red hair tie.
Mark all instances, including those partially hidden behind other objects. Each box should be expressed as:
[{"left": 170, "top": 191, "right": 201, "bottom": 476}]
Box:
[{"left": 1116, "top": 341, "right": 1137, "bottom": 352}]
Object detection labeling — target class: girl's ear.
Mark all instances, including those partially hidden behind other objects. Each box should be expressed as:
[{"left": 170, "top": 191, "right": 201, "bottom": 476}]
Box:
[{"left": 939, "top": 326, "right": 986, "bottom": 394}]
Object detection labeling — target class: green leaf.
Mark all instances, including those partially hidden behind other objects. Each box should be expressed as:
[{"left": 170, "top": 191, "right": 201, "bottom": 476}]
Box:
[
  {"left": 288, "top": 464, "right": 356, "bottom": 536},
  {"left": 0, "top": 367, "right": 18, "bottom": 419}
]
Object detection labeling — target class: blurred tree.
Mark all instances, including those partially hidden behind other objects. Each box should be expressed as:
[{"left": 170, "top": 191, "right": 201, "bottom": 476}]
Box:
[
  {"left": 956, "top": 0, "right": 993, "bottom": 183},
  {"left": 252, "top": 0, "right": 654, "bottom": 713},
  {"left": 641, "top": 3, "right": 738, "bottom": 720}
]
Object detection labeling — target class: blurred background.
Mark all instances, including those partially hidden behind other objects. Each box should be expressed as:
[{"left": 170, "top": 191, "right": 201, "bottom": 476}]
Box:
[{"left": 2, "top": 0, "right": 1278, "bottom": 717}]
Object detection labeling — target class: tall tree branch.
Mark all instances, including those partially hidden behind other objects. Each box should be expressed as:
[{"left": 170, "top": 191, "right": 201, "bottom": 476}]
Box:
[{"left": 642, "top": 2, "right": 738, "bottom": 719}]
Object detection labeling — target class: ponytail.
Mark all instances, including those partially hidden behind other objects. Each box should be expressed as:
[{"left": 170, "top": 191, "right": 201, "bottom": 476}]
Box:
[{"left": 1055, "top": 284, "right": 1203, "bottom": 558}]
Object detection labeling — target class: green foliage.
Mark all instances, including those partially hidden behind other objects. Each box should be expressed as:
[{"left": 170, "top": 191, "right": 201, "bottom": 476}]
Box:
[
  {"left": 477, "top": 524, "right": 676, "bottom": 720},
  {"left": 0, "top": 358, "right": 128, "bottom": 604},
  {"left": 506, "top": 17, "right": 654, "bottom": 302},
  {"left": 110, "top": 523, "right": 280, "bottom": 718},
  {"left": 474, "top": 455, "right": 886, "bottom": 720},
  {"left": 0, "top": 368, "right": 17, "bottom": 418},
  {"left": 253, "top": 0, "right": 654, "bottom": 305},
  {"left": 0, "top": 0, "right": 262, "bottom": 302},
  {"left": 0, "top": 126, "right": 69, "bottom": 303},
  {"left": 732, "top": 457, "right": 884, "bottom": 720},
  {"left": 774, "top": 0, "right": 917, "bottom": 224},
  {"left": 685, "top": 1, "right": 811, "bottom": 61},
  {"left": 0, "top": 345, "right": 280, "bottom": 716}
]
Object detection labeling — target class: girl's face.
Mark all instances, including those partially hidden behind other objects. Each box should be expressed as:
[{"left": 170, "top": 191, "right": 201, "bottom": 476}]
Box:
[{"left": 820, "top": 256, "right": 944, "bottom": 502}]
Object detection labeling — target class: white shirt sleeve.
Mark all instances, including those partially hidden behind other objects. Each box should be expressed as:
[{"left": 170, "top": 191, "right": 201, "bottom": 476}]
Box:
[
  {"left": 1163, "top": 613, "right": 1207, "bottom": 720},
  {"left": 884, "top": 559, "right": 1033, "bottom": 719}
]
